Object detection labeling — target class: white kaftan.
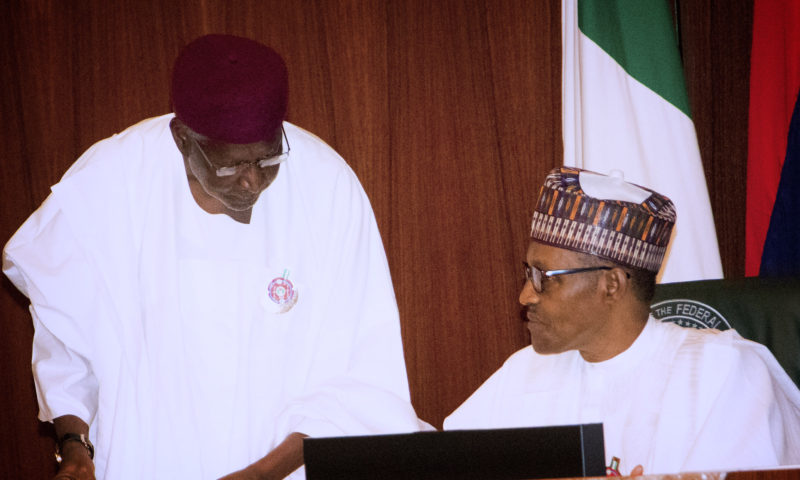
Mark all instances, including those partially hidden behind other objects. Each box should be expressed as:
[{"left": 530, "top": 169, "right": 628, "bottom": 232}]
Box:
[
  {"left": 444, "top": 319, "right": 800, "bottom": 475},
  {"left": 3, "top": 114, "right": 423, "bottom": 479}
]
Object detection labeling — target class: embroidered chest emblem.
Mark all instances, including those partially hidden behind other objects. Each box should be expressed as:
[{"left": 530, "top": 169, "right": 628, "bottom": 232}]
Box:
[{"left": 266, "top": 269, "right": 298, "bottom": 313}]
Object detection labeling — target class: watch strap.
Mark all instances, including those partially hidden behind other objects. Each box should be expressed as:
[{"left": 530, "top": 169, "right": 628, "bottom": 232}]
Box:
[{"left": 55, "top": 433, "right": 95, "bottom": 463}]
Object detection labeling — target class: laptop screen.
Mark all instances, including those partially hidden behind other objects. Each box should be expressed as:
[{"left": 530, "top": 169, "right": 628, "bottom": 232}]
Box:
[{"left": 304, "top": 423, "right": 605, "bottom": 480}]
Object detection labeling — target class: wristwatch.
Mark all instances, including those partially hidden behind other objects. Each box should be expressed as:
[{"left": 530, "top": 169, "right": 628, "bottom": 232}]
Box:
[{"left": 54, "top": 433, "right": 95, "bottom": 463}]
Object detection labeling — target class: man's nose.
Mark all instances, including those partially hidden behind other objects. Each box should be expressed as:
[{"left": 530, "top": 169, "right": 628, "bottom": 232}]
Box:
[
  {"left": 519, "top": 279, "right": 541, "bottom": 306},
  {"left": 238, "top": 164, "right": 268, "bottom": 193}
]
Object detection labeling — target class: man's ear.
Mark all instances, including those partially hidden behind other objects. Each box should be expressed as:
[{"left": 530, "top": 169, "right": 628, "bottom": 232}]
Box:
[
  {"left": 169, "top": 117, "right": 192, "bottom": 156},
  {"left": 601, "top": 267, "right": 630, "bottom": 304}
]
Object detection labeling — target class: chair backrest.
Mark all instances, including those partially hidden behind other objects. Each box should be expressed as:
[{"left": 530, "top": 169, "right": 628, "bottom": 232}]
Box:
[{"left": 651, "top": 277, "right": 800, "bottom": 389}]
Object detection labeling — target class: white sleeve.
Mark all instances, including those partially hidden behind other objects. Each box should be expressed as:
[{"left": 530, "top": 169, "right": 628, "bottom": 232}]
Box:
[
  {"left": 443, "top": 362, "right": 508, "bottom": 430},
  {"left": 31, "top": 307, "right": 98, "bottom": 423},
  {"left": 273, "top": 164, "right": 423, "bottom": 440},
  {"left": 680, "top": 339, "right": 800, "bottom": 470},
  {"left": 4, "top": 195, "right": 99, "bottom": 424}
]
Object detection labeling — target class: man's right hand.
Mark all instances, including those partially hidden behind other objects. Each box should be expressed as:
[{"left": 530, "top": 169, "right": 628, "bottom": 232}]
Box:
[
  {"left": 53, "top": 415, "right": 95, "bottom": 480},
  {"left": 53, "top": 440, "right": 95, "bottom": 480}
]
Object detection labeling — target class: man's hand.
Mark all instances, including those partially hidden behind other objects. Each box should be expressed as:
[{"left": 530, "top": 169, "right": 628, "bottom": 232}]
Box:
[
  {"left": 218, "top": 432, "right": 307, "bottom": 480},
  {"left": 217, "top": 464, "right": 262, "bottom": 480},
  {"left": 53, "top": 415, "right": 95, "bottom": 480},
  {"left": 53, "top": 440, "right": 95, "bottom": 480}
]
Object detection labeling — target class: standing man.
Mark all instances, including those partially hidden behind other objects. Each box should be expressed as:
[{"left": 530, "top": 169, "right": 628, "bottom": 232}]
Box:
[
  {"left": 3, "top": 34, "right": 422, "bottom": 479},
  {"left": 444, "top": 167, "right": 800, "bottom": 475}
]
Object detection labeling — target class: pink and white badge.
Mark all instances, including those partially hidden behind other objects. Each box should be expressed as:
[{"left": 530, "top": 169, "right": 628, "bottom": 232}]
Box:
[{"left": 264, "top": 269, "right": 298, "bottom": 314}]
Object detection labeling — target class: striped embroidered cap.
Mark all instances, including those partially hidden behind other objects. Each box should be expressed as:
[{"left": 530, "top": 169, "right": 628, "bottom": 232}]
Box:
[{"left": 530, "top": 167, "right": 676, "bottom": 273}]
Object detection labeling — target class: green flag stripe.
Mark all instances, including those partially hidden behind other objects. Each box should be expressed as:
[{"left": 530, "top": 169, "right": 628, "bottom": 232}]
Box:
[{"left": 578, "top": 0, "right": 692, "bottom": 118}]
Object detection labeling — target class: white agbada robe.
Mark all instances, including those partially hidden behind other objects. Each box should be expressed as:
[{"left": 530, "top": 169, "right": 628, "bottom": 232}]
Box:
[
  {"left": 444, "top": 319, "right": 800, "bottom": 475},
  {"left": 3, "top": 114, "right": 423, "bottom": 479}
]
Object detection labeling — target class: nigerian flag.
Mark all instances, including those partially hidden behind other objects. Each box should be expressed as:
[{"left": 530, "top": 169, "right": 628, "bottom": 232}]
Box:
[{"left": 562, "top": 0, "right": 723, "bottom": 282}]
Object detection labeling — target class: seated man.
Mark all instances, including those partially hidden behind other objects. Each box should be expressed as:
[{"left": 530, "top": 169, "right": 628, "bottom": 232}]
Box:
[{"left": 444, "top": 166, "right": 800, "bottom": 475}]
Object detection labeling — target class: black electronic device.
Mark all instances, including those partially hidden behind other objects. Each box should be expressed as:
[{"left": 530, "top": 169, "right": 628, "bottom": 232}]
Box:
[{"left": 303, "top": 423, "right": 605, "bottom": 480}]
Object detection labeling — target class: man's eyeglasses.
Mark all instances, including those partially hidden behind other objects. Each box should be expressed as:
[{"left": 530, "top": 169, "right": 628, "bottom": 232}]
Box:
[
  {"left": 522, "top": 262, "right": 615, "bottom": 293},
  {"left": 190, "top": 126, "right": 290, "bottom": 177}
]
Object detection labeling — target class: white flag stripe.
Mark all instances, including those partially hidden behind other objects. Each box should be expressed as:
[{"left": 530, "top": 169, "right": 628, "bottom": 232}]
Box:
[{"left": 561, "top": 0, "right": 723, "bottom": 282}]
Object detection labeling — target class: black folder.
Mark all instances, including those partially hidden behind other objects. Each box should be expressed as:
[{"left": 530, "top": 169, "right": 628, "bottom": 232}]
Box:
[{"left": 304, "top": 423, "right": 605, "bottom": 480}]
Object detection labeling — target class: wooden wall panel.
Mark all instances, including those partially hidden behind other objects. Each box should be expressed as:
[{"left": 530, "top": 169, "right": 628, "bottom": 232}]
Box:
[
  {"left": 316, "top": 1, "right": 392, "bottom": 214},
  {"left": 382, "top": 0, "right": 563, "bottom": 425},
  {"left": 678, "top": 0, "right": 753, "bottom": 278},
  {"left": 0, "top": 0, "right": 752, "bottom": 477}
]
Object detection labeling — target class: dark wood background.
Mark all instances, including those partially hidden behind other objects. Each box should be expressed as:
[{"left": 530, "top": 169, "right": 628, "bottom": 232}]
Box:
[{"left": 0, "top": 1, "right": 751, "bottom": 477}]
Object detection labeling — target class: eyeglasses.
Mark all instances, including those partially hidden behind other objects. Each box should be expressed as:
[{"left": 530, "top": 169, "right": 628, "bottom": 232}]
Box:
[
  {"left": 190, "top": 126, "right": 290, "bottom": 177},
  {"left": 522, "top": 262, "right": 614, "bottom": 293}
]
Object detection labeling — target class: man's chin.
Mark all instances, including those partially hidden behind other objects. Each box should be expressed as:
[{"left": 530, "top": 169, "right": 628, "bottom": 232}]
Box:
[
  {"left": 222, "top": 196, "right": 259, "bottom": 211},
  {"left": 529, "top": 338, "right": 559, "bottom": 356}
]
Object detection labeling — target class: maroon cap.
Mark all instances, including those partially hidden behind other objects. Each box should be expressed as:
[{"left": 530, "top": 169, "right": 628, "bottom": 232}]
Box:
[{"left": 171, "top": 34, "right": 288, "bottom": 144}]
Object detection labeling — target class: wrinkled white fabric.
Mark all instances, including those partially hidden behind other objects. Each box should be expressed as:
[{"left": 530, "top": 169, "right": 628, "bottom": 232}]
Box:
[
  {"left": 4, "top": 114, "right": 423, "bottom": 479},
  {"left": 444, "top": 319, "right": 800, "bottom": 475}
]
